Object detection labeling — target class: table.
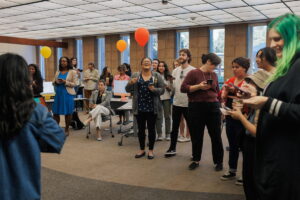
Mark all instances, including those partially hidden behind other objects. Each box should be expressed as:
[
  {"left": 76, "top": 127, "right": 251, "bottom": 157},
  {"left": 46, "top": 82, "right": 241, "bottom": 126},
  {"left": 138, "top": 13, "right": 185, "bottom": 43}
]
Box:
[{"left": 45, "top": 97, "right": 87, "bottom": 111}]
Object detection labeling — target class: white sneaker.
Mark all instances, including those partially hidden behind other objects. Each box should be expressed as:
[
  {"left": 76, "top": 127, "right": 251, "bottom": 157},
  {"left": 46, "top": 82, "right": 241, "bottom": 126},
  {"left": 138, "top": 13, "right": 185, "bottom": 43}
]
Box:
[
  {"left": 157, "top": 136, "right": 164, "bottom": 141},
  {"left": 183, "top": 137, "right": 191, "bottom": 142},
  {"left": 96, "top": 137, "right": 102, "bottom": 141},
  {"left": 178, "top": 136, "right": 185, "bottom": 142},
  {"left": 165, "top": 136, "right": 171, "bottom": 141}
]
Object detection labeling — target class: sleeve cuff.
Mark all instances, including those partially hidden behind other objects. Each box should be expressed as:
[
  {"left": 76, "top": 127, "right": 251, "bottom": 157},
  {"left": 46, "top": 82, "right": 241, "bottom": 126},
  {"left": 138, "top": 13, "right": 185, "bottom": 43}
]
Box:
[{"left": 262, "top": 97, "right": 283, "bottom": 117}]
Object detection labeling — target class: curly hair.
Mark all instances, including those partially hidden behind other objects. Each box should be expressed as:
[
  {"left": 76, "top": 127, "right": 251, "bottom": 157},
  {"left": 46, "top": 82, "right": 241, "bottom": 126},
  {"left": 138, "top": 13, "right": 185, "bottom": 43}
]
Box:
[
  {"left": 0, "top": 53, "right": 36, "bottom": 139},
  {"left": 28, "top": 63, "right": 43, "bottom": 84}
]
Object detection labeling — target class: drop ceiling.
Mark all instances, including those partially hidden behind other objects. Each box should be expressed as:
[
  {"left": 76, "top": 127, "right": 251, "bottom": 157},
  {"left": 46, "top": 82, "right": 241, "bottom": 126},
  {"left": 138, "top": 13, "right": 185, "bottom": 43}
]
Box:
[{"left": 0, "top": 0, "right": 298, "bottom": 39}]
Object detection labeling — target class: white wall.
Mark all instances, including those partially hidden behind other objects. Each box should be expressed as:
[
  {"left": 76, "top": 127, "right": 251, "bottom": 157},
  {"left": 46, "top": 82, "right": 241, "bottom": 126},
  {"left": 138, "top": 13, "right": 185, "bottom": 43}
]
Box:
[{"left": 0, "top": 43, "right": 36, "bottom": 64}]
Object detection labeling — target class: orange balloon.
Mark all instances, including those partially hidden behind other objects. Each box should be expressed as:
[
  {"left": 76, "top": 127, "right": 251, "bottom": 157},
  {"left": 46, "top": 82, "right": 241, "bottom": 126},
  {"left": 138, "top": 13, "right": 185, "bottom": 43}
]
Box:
[
  {"left": 134, "top": 28, "right": 149, "bottom": 47},
  {"left": 116, "top": 40, "right": 127, "bottom": 52}
]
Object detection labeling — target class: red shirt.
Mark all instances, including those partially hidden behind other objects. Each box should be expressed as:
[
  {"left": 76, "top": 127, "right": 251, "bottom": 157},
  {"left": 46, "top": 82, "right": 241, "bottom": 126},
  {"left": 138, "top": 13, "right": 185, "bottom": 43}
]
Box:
[{"left": 181, "top": 68, "right": 220, "bottom": 103}]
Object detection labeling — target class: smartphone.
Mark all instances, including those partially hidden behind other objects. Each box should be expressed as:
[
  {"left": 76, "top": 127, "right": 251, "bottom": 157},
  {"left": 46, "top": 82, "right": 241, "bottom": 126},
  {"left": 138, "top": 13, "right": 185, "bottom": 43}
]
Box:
[
  {"left": 206, "top": 79, "right": 213, "bottom": 85},
  {"left": 229, "top": 83, "right": 251, "bottom": 97},
  {"left": 224, "top": 106, "right": 232, "bottom": 111}
]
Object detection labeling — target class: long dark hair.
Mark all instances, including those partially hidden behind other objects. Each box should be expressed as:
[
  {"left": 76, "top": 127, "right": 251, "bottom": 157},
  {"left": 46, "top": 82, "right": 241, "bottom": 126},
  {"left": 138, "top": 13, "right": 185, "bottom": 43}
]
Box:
[
  {"left": 59, "top": 56, "right": 72, "bottom": 71},
  {"left": 158, "top": 61, "right": 170, "bottom": 79},
  {"left": 28, "top": 63, "right": 43, "bottom": 83},
  {"left": 0, "top": 53, "right": 36, "bottom": 139},
  {"left": 101, "top": 66, "right": 110, "bottom": 77},
  {"left": 70, "top": 57, "right": 77, "bottom": 68}
]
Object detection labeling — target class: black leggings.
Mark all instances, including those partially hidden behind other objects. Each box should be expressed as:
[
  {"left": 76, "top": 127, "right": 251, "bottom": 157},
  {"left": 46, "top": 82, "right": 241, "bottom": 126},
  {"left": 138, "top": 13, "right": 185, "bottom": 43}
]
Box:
[{"left": 135, "top": 112, "right": 157, "bottom": 150}]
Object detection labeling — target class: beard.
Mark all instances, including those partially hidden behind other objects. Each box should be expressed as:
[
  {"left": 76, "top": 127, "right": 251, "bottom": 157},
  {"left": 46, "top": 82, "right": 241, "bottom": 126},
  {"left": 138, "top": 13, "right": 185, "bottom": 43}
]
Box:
[{"left": 179, "top": 57, "right": 188, "bottom": 65}]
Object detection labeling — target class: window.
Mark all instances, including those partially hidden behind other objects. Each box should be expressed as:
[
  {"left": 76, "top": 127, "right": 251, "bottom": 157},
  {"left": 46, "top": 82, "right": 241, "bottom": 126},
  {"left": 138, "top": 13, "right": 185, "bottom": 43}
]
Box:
[
  {"left": 56, "top": 47, "right": 62, "bottom": 67},
  {"left": 39, "top": 46, "right": 45, "bottom": 79},
  {"left": 97, "top": 37, "right": 105, "bottom": 73},
  {"left": 76, "top": 39, "right": 83, "bottom": 70},
  {"left": 147, "top": 32, "right": 158, "bottom": 60},
  {"left": 248, "top": 25, "right": 267, "bottom": 73},
  {"left": 176, "top": 30, "right": 189, "bottom": 58},
  {"left": 120, "top": 35, "right": 130, "bottom": 64},
  {"left": 210, "top": 28, "right": 225, "bottom": 85}
]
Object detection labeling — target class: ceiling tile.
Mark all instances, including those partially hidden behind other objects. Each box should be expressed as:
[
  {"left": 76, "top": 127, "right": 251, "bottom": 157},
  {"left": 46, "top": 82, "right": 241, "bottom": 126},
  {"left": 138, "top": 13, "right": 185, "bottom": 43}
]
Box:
[
  {"left": 159, "top": 7, "right": 190, "bottom": 15},
  {"left": 50, "top": 0, "right": 89, "bottom": 6},
  {"left": 262, "top": 8, "right": 291, "bottom": 15},
  {"left": 75, "top": 3, "right": 108, "bottom": 11},
  {"left": 119, "top": 6, "right": 151, "bottom": 12},
  {"left": 254, "top": 3, "right": 286, "bottom": 10},
  {"left": 212, "top": 0, "right": 247, "bottom": 9},
  {"left": 144, "top": 2, "right": 176, "bottom": 9},
  {"left": 210, "top": 13, "right": 236, "bottom": 20},
  {"left": 185, "top": 4, "right": 217, "bottom": 12},
  {"left": 224, "top": 6, "right": 255, "bottom": 13},
  {"left": 56, "top": 7, "right": 87, "bottom": 14},
  {"left": 171, "top": 0, "right": 205, "bottom": 6},
  {"left": 286, "top": 1, "right": 300, "bottom": 7},
  {"left": 98, "top": 0, "right": 134, "bottom": 8},
  {"left": 77, "top": 12, "right": 105, "bottom": 18},
  {"left": 136, "top": 11, "right": 164, "bottom": 17},
  {"left": 243, "top": 0, "right": 281, "bottom": 5},
  {"left": 97, "top": 9, "right": 127, "bottom": 16},
  {"left": 123, "top": 0, "right": 161, "bottom": 5}
]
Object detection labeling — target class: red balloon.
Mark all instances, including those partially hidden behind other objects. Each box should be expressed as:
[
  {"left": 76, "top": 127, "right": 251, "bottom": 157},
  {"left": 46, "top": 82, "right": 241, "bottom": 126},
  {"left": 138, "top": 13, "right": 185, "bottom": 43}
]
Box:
[{"left": 134, "top": 28, "right": 149, "bottom": 47}]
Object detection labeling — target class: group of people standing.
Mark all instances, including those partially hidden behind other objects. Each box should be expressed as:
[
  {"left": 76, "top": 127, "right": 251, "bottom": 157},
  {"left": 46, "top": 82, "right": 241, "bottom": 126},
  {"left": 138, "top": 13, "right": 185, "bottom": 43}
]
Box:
[{"left": 125, "top": 13, "right": 300, "bottom": 200}]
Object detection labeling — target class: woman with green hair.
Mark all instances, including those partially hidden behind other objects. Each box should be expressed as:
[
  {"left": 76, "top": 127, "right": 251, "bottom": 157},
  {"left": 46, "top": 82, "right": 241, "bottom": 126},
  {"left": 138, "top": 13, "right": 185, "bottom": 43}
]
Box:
[{"left": 243, "top": 13, "right": 300, "bottom": 200}]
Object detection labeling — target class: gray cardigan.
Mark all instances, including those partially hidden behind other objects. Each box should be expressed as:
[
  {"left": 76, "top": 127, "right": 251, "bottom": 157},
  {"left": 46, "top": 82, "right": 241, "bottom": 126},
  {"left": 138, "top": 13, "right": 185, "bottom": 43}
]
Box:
[
  {"left": 125, "top": 72, "right": 165, "bottom": 115},
  {"left": 89, "top": 90, "right": 112, "bottom": 109}
]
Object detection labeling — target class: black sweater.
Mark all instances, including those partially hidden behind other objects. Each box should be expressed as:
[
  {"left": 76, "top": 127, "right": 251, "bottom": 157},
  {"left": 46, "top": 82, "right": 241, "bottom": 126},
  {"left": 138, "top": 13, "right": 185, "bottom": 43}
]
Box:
[{"left": 255, "top": 53, "right": 300, "bottom": 200}]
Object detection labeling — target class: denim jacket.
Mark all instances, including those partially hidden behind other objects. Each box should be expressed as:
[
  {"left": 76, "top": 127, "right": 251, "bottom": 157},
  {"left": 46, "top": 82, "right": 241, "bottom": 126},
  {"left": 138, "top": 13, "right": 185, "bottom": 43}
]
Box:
[{"left": 0, "top": 104, "right": 65, "bottom": 200}]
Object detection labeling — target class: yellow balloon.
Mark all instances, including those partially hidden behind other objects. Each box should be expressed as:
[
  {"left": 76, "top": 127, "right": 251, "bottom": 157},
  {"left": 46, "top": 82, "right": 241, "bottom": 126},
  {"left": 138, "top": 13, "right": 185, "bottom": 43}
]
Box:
[
  {"left": 40, "top": 46, "right": 51, "bottom": 58},
  {"left": 116, "top": 40, "right": 127, "bottom": 52}
]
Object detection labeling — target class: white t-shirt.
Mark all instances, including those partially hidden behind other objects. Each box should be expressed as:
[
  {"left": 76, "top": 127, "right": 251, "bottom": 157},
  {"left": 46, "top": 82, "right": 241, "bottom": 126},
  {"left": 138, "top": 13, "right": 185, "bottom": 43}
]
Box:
[{"left": 172, "top": 65, "right": 195, "bottom": 107}]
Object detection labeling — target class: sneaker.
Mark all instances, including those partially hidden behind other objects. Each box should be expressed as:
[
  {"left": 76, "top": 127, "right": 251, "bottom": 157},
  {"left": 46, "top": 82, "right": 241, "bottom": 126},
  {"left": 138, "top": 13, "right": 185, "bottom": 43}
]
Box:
[
  {"left": 220, "top": 172, "right": 236, "bottom": 180},
  {"left": 96, "top": 137, "right": 102, "bottom": 141},
  {"left": 165, "top": 136, "right": 171, "bottom": 141},
  {"left": 188, "top": 162, "right": 199, "bottom": 170},
  {"left": 235, "top": 177, "right": 243, "bottom": 186},
  {"left": 183, "top": 137, "right": 191, "bottom": 142},
  {"left": 214, "top": 163, "right": 223, "bottom": 171},
  {"left": 117, "top": 121, "right": 122, "bottom": 125},
  {"left": 157, "top": 136, "right": 164, "bottom": 141},
  {"left": 164, "top": 149, "right": 176, "bottom": 157},
  {"left": 123, "top": 120, "right": 132, "bottom": 125},
  {"left": 178, "top": 136, "right": 186, "bottom": 142}
]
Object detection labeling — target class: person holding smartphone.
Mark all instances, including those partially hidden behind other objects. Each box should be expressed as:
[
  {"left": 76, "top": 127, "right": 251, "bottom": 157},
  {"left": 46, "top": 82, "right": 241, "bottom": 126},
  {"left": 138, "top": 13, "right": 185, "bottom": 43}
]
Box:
[
  {"left": 220, "top": 57, "right": 249, "bottom": 184},
  {"left": 125, "top": 57, "right": 164, "bottom": 159},
  {"left": 181, "top": 53, "right": 224, "bottom": 171}
]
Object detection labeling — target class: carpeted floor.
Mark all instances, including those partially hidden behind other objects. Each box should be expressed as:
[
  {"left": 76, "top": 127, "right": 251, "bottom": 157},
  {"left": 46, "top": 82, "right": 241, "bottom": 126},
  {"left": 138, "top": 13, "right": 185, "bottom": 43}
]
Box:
[
  {"left": 42, "top": 167, "right": 245, "bottom": 200},
  {"left": 41, "top": 112, "right": 245, "bottom": 200}
]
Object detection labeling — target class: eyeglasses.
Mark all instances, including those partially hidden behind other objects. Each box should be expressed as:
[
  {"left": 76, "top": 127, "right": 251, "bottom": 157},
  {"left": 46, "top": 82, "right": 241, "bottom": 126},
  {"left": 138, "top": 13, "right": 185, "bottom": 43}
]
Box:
[{"left": 180, "top": 70, "right": 184, "bottom": 79}]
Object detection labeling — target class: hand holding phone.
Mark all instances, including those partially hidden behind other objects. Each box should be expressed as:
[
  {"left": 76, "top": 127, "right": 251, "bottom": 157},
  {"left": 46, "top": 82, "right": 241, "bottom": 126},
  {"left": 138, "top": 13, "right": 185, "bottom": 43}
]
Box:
[
  {"left": 206, "top": 79, "right": 213, "bottom": 85},
  {"left": 229, "top": 83, "right": 251, "bottom": 98},
  {"left": 148, "top": 83, "right": 155, "bottom": 91}
]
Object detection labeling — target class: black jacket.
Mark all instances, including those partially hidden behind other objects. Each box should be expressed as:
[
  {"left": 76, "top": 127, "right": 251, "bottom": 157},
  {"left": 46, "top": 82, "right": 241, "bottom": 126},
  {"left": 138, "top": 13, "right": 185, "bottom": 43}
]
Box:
[{"left": 255, "top": 53, "right": 300, "bottom": 200}]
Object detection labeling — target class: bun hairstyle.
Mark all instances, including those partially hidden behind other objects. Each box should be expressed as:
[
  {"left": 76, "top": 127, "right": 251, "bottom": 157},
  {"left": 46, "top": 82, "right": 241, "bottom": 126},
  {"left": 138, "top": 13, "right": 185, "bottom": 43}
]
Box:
[
  {"left": 232, "top": 57, "right": 250, "bottom": 72},
  {"left": 201, "top": 53, "right": 221, "bottom": 65},
  {"left": 256, "top": 47, "right": 277, "bottom": 67}
]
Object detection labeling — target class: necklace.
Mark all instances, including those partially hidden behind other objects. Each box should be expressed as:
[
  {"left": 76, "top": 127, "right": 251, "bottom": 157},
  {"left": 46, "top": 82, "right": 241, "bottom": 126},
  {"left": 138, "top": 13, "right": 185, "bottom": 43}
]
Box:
[{"left": 201, "top": 69, "right": 212, "bottom": 81}]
